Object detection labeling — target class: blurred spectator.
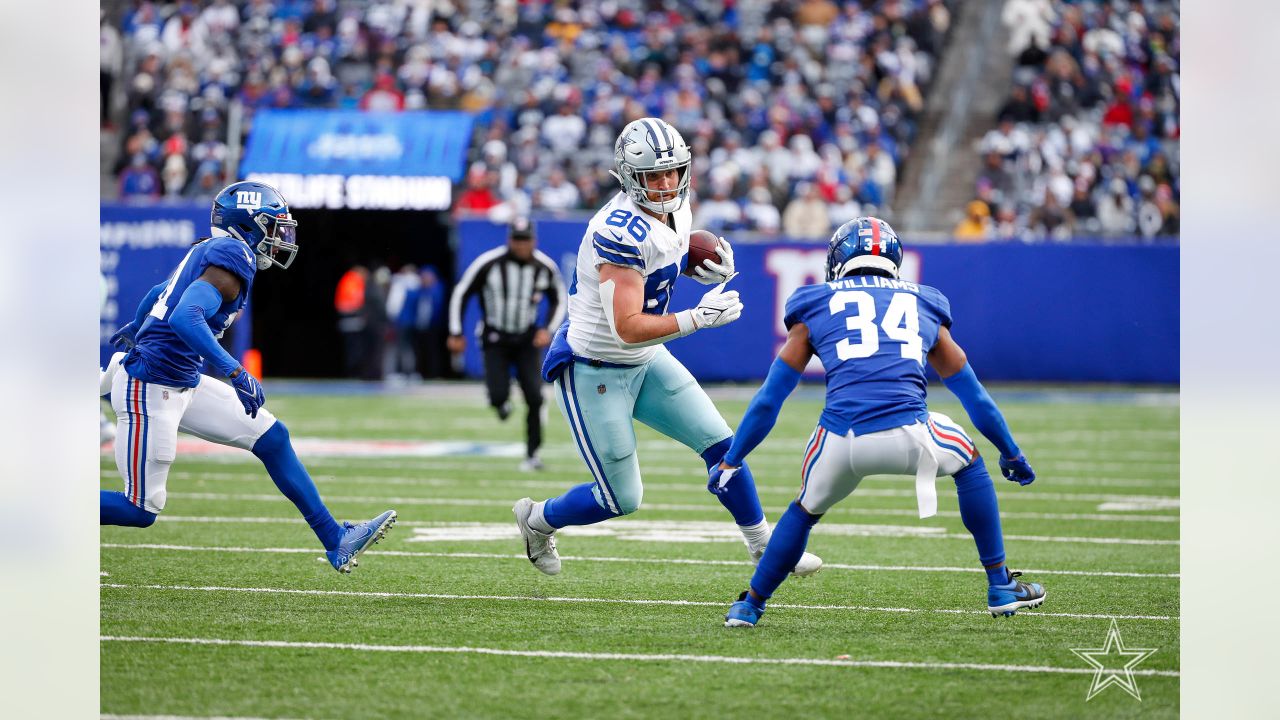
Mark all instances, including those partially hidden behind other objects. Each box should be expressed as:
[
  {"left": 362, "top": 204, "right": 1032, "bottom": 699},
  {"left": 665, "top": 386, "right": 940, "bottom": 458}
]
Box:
[
  {"left": 782, "top": 183, "right": 830, "bottom": 239},
  {"left": 953, "top": 200, "right": 994, "bottom": 242},
  {"left": 415, "top": 267, "right": 447, "bottom": 378},
  {"left": 334, "top": 265, "right": 387, "bottom": 380},
  {"left": 456, "top": 169, "right": 501, "bottom": 215},
  {"left": 119, "top": 153, "right": 161, "bottom": 199},
  {"left": 360, "top": 73, "right": 404, "bottom": 111},
  {"left": 827, "top": 185, "right": 862, "bottom": 231},
  {"left": 101, "top": 10, "right": 123, "bottom": 128},
  {"left": 694, "top": 185, "right": 744, "bottom": 234},
  {"left": 385, "top": 264, "right": 423, "bottom": 381},
  {"left": 1002, "top": 0, "right": 1055, "bottom": 65},
  {"left": 742, "top": 186, "right": 782, "bottom": 235},
  {"left": 1096, "top": 178, "right": 1136, "bottom": 236},
  {"left": 536, "top": 168, "right": 580, "bottom": 213}
]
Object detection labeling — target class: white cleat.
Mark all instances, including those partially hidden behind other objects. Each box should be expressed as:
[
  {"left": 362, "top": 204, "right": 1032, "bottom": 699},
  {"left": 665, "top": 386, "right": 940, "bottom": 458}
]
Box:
[
  {"left": 513, "top": 497, "right": 561, "bottom": 576},
  {"left": 749, "top": 545, "right": 824, "bottom": 578}
]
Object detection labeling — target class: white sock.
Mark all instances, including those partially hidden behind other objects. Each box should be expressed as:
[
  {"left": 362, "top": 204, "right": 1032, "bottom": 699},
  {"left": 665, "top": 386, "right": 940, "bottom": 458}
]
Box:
[
  {"left": 738, "top": 519, "right": 771, "bottom": 551},
  {"left": 529, "top": 500, "right": 555, "bottom": 534}
]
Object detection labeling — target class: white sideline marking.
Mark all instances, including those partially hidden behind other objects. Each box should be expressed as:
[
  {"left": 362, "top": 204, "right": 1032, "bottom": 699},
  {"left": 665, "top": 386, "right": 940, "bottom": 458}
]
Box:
[
  {"left": 100, "top": 582, "right": 1178, "bottom": 622},
  {"left": 100, "top": 543, "right": 1181, "bottom": 578},
  {"left": 100, "top": 635, "right": 1180, "bottom": 677},
  {"left": 165, "top": 491, "right": 1179, "bottom": 537}
]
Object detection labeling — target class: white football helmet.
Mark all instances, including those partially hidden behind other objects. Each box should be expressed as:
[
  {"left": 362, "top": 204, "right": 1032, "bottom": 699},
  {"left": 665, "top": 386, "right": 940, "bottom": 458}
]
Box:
[{"left": 612, "top": 117, "right": 692, "bottom": 215}]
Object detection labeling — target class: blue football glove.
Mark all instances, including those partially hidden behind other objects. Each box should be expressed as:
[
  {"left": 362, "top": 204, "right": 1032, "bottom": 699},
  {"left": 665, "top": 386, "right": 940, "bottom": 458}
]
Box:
[
  {"left": 230, "top": 368, "right": 266, "bottom": 418},
  {"left": 999, "top": 454, "right": 1036, "bottom": 486},
  {"left": 707, "top": 463, "right": 740, "bottom": 495},
  {"left": 110, "top": 321, "right": 139, "bottom": 350}
]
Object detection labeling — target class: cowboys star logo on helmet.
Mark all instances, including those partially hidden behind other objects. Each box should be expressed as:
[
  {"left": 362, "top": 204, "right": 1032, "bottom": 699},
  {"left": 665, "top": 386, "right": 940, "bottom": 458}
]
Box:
[{"left": 611, "top": 117, "right": 692, "bottom": 215}]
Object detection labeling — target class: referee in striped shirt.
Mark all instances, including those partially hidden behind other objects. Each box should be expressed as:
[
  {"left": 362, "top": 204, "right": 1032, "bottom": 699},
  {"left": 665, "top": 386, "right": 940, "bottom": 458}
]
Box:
[{"left": 448, "top": 217, "right": 566, "bottom": 470}]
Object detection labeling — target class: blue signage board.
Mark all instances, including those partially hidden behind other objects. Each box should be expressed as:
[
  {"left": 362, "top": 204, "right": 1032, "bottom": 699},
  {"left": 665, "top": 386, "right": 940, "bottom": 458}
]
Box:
[
  {"left": 455, "top": 219, "right": 1178, "bottom": 384},
  {"left": 241, "top": 110, "right": 476, "bottom": 180}
]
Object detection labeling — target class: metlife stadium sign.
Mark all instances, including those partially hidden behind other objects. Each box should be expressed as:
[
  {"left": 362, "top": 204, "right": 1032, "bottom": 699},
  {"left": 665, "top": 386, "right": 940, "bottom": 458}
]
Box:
[{"left": 240, "top": 110, "right": 476, "bottom": 210}]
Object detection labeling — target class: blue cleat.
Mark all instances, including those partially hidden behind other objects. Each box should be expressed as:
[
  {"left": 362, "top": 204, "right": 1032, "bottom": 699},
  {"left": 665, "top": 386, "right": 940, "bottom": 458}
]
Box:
[
  {"left": 724, "top": 591, "right": 765, "bottom": 628},
  {"left": 987, "top": 571, "right": 1046, "bottom": 617},
  {"left": 326, "top": 510, "right": 397, "bottom": 574}
]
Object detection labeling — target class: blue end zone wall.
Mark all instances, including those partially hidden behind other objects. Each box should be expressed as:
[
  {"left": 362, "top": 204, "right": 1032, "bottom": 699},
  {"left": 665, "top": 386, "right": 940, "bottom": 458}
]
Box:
[
  {"left": 456, "top": 218, "right": 1178, "bottom": 384},
  {"left": 100, "top": 203, "right": 252, "bottom": 371}
]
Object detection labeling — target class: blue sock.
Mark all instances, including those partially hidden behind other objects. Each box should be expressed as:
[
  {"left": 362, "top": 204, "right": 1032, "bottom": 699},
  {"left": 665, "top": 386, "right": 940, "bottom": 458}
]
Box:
[
  {"left": 702, "top": 438, "right": 765, "bottom": 526},
  {"left": 953, "top": 457, "right": 1009, "bottom": 585},
  {"left": 748, "top": 502, "right": 821, "bottom": 601},
  {"left": 543, "top": 482, "right": 617, "bottom": 528},
  {"left": 100, "top": 490, "right": 157, "bottom": 527},
  {"left": 252, "top": 421, "right": 343, "bottom": 551}
]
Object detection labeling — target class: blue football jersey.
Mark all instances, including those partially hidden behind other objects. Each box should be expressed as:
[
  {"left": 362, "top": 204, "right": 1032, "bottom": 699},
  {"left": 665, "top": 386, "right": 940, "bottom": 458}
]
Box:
[
  {"left": 124, "top": 237, "right": 257, "bottom": 388},
  {"left": 784, "top": 275, "right": 953, "bottom": 435}
]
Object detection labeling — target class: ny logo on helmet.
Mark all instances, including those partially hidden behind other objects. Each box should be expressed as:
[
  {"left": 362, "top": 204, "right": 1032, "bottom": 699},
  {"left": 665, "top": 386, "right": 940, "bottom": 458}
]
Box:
[{"left": 235, "top": 191, "right": 262, "bottom": 209}]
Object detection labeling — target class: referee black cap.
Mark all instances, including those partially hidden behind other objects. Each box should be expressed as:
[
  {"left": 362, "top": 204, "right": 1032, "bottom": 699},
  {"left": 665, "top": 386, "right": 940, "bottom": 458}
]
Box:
[{"left": 510, "top": 216, "right": 534, "bottom": 241}]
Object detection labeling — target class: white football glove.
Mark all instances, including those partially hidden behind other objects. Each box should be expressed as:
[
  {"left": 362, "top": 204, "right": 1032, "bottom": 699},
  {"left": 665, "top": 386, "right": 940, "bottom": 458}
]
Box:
[
  {"left": 686, "top": 283, "right": 743, "bottom": 330},
  {"left": 691, "top": 237, "right": 736, "bottom": 285}
]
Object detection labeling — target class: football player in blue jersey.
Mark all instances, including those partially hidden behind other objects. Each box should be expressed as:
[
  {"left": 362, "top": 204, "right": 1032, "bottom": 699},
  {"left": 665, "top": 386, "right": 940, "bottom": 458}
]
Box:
[
  {"left": 716, "top": 217, "right": 1045, "bottom": 627},
  {"left": 101, "top": 181, "right": 396, "bottom": 573}
]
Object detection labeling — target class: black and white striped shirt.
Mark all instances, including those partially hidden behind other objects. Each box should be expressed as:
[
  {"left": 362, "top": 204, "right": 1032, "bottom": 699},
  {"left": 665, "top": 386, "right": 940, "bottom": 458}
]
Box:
[{"left": 449, "top": 247, "right": 567, "bottom": 340}]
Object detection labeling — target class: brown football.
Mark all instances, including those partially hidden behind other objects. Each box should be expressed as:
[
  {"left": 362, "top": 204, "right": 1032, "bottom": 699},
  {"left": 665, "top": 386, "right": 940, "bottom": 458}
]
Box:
[{"left": 683, "top": 229, "right": 721, "bottom": 277}]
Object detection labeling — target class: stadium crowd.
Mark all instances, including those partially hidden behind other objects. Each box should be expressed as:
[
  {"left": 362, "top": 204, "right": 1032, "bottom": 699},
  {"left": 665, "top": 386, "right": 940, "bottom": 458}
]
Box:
[
  {"left": 958, "top": 0, "right": 1179, "bottom": 241},
  {"left": 105, "top": 0, "right": 953, "bottom": 237},
  {"left": 103, "top": 0, "right": 1177, "bottom": 241}
]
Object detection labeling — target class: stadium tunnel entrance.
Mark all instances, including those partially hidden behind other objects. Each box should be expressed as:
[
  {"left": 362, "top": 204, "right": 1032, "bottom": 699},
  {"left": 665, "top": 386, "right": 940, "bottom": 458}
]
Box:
[{"left": 248, "top": 208, "right": 456, "bottom": 379}]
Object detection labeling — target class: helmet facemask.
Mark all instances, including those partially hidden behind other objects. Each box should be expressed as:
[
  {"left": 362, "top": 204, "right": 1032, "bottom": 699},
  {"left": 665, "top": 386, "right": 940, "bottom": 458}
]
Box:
[{"left": 252, "top": 211, "right": 299, "bottom": 270}]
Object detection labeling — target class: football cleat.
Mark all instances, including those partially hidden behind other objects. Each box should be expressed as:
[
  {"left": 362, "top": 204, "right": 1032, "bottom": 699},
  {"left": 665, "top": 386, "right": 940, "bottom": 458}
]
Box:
[
  {"left": 326, "top": 510, "right": 396, "bottom": 574},
  {"left": 496, "top": 401, "right": 513, "bottom": 421},
  {"left": 519, "top": 455, "right": 544, "bottom": 472},
  {"left": 987, "top": 571, "right": 1046, "bottom": 617},
  {"left": 724, "top": 591, "right": 764, "bottom": 628},
  {"left": 749, "top": 545, "right": 824, "bottom": 578},
  {"left": 513, "top": 497, "right": 560, "bottom": 575}
]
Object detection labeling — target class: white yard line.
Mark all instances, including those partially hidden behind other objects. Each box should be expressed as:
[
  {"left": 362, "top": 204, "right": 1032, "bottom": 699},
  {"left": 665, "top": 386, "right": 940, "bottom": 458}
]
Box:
[
  {"left": 100, "top": 542, "right": 1181, "bottom": 577},
  {"left": 100, "top": 582, "right": 1177, "bottom": 622},
  {"left": 164, "top": 491, "right": 1180, "bottom": 532},
  {"left": 167, "top": 470, "right": 1178, "bottom": 505},
  {"left": 99, "top": 635, "right": 1180, "bottom": 677}
]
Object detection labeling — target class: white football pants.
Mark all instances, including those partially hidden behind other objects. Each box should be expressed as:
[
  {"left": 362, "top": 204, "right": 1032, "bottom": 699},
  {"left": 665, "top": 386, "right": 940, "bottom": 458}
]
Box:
[
  {"left": 796, "top": 411, "right": 978, "bottom": 518},
  {"left": 110, "top": 365, "right": 276, "bottom": 513}
]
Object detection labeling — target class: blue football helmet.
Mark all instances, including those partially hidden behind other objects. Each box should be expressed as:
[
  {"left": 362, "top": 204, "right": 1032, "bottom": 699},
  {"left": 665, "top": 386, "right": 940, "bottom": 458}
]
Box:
[
  {"left": 211, "top": 181, "right": 299, "bottom": 270},
  {"left": 826, "top": 216, "right": 903, "bottom": 281}
]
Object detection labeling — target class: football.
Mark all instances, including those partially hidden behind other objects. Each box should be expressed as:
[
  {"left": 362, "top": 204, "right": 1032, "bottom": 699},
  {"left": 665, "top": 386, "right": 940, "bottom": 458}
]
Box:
[{"left": 683, "top": 229, "right": 722, "bottom": 277}]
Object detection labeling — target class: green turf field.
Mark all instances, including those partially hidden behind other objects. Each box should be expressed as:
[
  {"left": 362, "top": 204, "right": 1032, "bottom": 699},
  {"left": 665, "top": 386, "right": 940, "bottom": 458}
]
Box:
[{"left": 100, "top": 383, "right": 1179, "bottom": 719}]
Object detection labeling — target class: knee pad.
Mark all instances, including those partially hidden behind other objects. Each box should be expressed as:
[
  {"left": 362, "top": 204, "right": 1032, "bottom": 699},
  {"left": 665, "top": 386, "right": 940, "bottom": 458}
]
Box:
[
  {"left": 609, "top": 481, "right": 643, "bottom": 516},
  {"left": 252, "top": 420, "right": 290, "bottom": 459}
]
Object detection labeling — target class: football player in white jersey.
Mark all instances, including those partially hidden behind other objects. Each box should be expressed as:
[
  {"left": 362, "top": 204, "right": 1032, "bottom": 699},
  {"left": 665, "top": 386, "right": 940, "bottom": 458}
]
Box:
[{"left": 513, "top": 118, "right": 821, "bottom": 578}]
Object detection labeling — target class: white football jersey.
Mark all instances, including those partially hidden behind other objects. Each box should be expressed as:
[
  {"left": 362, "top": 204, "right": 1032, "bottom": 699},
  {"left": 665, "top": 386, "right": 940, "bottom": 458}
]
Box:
[{"left": 566, "top": 191, "right": 691, "bottom": 365}]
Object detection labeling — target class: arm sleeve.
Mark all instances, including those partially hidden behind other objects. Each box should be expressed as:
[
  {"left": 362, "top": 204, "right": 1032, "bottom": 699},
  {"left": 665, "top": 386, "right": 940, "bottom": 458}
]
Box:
[
  {"left": 540, "top": 254, "right": 567, "bottom": 330},
  {"left": 133, "top": 281, "right": 168, "bottom": 325},
  {"left": 942, "top": 362, "right": 1020, "bottom": 458},
  {"left": 448, "top": 257, "right": 489, "bottom": 336},
  {"left": 169, "top": 280, "right": 241, "bottom": 378},
  {"left": 723, "top": 358, "right": 804, "bottom": 466}
]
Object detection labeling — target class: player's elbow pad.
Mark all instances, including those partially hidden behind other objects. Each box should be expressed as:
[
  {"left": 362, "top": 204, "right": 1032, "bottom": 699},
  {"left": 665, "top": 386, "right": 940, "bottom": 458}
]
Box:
[{"left": 942, "top": 363, "right": 1019, "bottom": 458}]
